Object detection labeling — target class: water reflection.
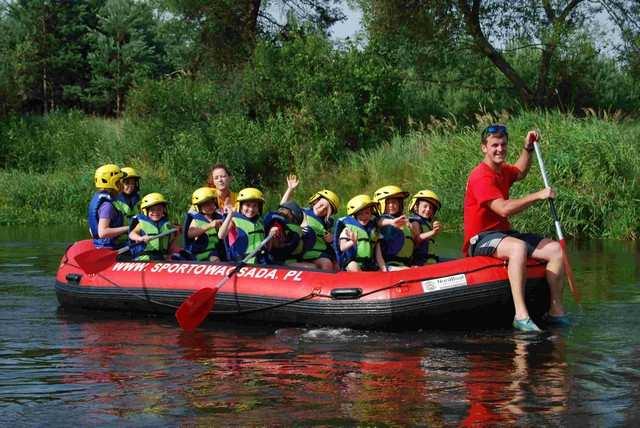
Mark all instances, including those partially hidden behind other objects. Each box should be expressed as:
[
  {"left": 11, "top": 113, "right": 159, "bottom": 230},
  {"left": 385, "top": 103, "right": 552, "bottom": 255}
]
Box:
[
  {"left": 47, "top": 312, "right": 578, "bottom": 425},
  {"left": 1, "top": 227, "right": 639, "bottom": 425}
]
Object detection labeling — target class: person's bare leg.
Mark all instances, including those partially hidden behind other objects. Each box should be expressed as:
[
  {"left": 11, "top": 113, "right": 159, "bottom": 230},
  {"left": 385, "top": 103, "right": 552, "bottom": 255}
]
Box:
[
  {"left": 345, "top": 261, "right": 361, "bottom": 272},
  {"left": 313, "top": 257, "right": 334, "bottom": 271},
  {"left": 495, "top": 237, "right": 530, "bottom": 320},
  {"left": 531, "top": 239, "right": 566, "bottom": 316}
]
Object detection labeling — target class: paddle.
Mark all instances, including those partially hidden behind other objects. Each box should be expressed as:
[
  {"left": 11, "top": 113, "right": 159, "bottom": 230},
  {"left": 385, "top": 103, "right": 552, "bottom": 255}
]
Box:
[
  {"left": 531, "top": 136, "right": 580, "bottom": 303},
  {"left": 75, "top": 228, "right": 177, "bottom": 274},
  {"left": 175, "top": 234, "right": 274, "bottom": 332}
]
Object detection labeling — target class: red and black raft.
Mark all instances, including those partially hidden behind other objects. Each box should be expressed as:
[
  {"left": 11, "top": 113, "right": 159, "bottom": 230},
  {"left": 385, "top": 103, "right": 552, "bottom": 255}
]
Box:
[{"left": 55, "top": 240, "right": 550, "bottom": 330}]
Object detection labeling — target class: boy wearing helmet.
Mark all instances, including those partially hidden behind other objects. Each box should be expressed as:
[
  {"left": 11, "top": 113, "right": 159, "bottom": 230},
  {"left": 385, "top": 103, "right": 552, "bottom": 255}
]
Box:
[
  {"left": 129, "top": 192, "right": 179, "bottom": 261},
  {"left": 184, "top": 187, "right": 225, "bottom": 262},
  {"left": 113, "top": 166, "right": 141, "bottom": 220},
  {"left": 300, "top": 188, "right": 340, "bottom": 271},
  {"left": 408, "top": 190, "right": 442, "bottom": 266},
  {"left": 373, "top": 185, "right": 414, "bottom": 270},
  {"left": 88, "top": 164, "right": 129, "bottom": 248},
  {"left": 335, "top": 194, "right": 384, "bottom": 272},
  {"left": 218, "top": 187, "right": 271, "bottom": 264},
  {"left": 264, "top": 201, "right": 314, "bottom": 267},
  {"left": 278, "top": 174, "right": 340, "bottom": 271}
]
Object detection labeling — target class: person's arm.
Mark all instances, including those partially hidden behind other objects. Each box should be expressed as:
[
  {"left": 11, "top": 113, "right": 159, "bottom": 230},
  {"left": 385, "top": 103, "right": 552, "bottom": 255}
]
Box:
[
  {"left": 217, "top": 210, "right": 235, "bottom": 240},
  {"left": 128, "top": 224, "right": 149, "bottom": 243},
  {"left": 377, "top": 215, "right": 408, "bottom": 229},
  {"left": 413, "top": 220, "right": 442, "bottom": 243},
  {"left": 488, "top": 188, "right": 555, "bottom": 218},
  {"left": 514, "top": 130, "right": 538, "bottom": 181},
  {"left": 375, "top": 242, "right": 386, "bottom": 271},
  {"left": 280, "top": 174, "right": 299, "bottom": 204},
  {"left": 187, "top": 223, "right": 207, "bottom": 239},
  {"left": 97, "top": 217, "right": 128, "bottom": 239},
  {"left": 339, "top": 227, "right": 355, "bottom": 252},
  {"left": 409, "top": 220, "right": 421, "bottom": 243},
  {"left": 168, "top": 234, "right": 180, "bottom": 254},
  {"left": 188, "top": 219, "right": 221, "bottom": 239}
]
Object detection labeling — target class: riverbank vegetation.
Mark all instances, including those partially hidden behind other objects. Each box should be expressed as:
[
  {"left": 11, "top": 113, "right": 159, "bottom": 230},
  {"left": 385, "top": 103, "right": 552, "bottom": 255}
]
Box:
[{"left": 1, "top": 1, "right": 639, "bottom": 239}]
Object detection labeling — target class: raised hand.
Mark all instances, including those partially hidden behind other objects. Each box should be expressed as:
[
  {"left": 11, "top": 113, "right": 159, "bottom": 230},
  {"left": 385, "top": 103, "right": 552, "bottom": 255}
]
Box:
[{"left": 286, "top": 174, "right": 299, "bottom": 191}]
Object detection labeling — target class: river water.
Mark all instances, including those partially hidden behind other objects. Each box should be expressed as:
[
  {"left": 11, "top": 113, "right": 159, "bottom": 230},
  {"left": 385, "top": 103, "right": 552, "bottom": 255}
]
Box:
[{"left": 1, "top": 226, "right": 639, "bottom": 426}]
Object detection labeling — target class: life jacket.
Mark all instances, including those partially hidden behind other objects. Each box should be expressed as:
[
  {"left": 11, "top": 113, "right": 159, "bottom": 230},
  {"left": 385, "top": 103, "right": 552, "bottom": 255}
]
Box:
[
  {"left": 183, "top": 211, "right": 223, "bottom": 261},
  {"left": 300, "top": 207, "right": 334, "bottom": 261},
  {"left": 129, "top": 214, "right": 173, "bottom": 261},
  {"left": 264, "top": 211, "right": 304, "bottom": 264},
  {"left": 113, "top": 191, "right": 140, "bottom": 220},
  {"left": 88, "top": 191, "right": 124, "bottom": 248},
  {"left": 409, "top": 214, "right": 433, "bottom": 266},
  {"left": 333, "top": 216, "right": 378, "bottom": 271},
  {"left": 379, "top": 213, "right": 414, "bottom": 267},
  {"left": 224, "top": 212, "right": 265, "bottom": 264}
]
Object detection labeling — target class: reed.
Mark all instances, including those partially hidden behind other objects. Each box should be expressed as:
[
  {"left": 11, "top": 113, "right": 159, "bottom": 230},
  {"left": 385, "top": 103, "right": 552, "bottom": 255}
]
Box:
[{"left": 1, "top": 110, "right": 638, "bottom": 240}]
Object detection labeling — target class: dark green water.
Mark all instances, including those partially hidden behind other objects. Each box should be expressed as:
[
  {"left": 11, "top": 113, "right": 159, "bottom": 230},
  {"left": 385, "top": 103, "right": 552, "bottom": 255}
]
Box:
[{"left": 1, "top": 226, "right": 639, "bottom": 426}]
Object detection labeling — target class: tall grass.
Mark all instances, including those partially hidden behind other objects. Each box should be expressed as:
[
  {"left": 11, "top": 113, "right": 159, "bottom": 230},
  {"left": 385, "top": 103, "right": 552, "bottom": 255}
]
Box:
[
  {"left": 298, "top": 110, "right": 640, "bottom": 240},
  {"left": 1, "top": 110, "right": 638, "bottom": 240}
]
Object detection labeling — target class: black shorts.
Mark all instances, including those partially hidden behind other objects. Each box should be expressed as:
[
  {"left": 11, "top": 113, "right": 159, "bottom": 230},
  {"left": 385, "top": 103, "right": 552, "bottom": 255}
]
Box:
[{"left": 468, "top": 230, "right": 544, "bottom": 257}]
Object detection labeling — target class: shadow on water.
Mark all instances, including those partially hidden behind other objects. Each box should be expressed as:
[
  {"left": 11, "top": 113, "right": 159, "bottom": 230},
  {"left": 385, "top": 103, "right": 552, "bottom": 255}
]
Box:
[{"left": 1, "top": 227, "right": 640, "bottom": 425}]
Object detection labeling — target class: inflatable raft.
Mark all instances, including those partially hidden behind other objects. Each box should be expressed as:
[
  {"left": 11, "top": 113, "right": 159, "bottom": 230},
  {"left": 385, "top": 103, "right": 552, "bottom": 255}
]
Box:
[{"left": 55, "top": 240, "right": 551, "bottom": 330}]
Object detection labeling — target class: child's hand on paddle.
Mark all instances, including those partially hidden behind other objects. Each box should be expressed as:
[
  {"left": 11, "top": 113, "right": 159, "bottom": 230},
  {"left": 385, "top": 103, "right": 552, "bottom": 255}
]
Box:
[{"left": 391, "top": 215, "right": 408, "bottom": 229}]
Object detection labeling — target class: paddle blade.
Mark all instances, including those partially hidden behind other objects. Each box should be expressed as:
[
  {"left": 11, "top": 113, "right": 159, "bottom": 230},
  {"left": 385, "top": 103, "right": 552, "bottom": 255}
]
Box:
[
  {"left": 75, "top": 248, "right": 118, "bottom": 274},
  {"left": 559, "top": 239, "right": 580, "bottom": 303},
  {"left": 175, "top": 287, "right": 218, "bottom": 332}
]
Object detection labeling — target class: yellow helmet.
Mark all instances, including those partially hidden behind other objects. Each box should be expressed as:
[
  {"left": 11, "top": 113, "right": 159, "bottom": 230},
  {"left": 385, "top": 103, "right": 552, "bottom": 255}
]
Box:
[
  {"left": 94, "top": 164, "right": 124, "bottom": 191},
  {"left": 236, "top": 187, "right": 265, "bottom": 212},
  {"left": 140, "top": 192, "right": 168, "bottom": 214},
  {"left": 408, "top": 190, "right": 442, "bottom": 213},
  {"left": 346, "top": 194, "right": 379, "bottom": 216},
  {"left": 308, "top": 189, "right": 340, "bottom": 213},
  {"left": 237, "top": 187, "right": 264, "bottom": 203},
  {"left": 373, "top": 185, "right": 410, "bottom": 213},
  {"left": 121, "top": 167, "right": 141, "bottom": 180},
  {"left": 191, "top": 187, "right": 218, "bottom": 207}
]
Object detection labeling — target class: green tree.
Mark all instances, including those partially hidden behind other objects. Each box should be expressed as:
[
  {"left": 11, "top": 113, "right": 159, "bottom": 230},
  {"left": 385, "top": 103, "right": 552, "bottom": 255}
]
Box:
[
  {"left": 86, "top": 0, "right": 158, "bottom": 115},
  {"left": 360, "top": 0, "right": 640, "bottom": 109},
  {"left": 160, "top": 0, "right": 345, "bottom": 73},
  {"left": 0, "top": 0, "right": 103, "bottom": 114}
]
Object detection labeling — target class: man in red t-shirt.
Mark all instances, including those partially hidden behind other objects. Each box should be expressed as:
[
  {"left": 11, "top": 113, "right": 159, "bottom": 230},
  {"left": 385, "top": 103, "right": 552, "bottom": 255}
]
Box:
[{"left": 462, "top": 124, "right": 568, "bottom": 332}]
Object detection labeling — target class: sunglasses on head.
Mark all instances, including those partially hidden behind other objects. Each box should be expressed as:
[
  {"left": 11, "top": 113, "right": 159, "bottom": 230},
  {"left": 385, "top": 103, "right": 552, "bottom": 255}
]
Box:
[{"left": 482, "top": 124, "right": 508, "bottom": 138}]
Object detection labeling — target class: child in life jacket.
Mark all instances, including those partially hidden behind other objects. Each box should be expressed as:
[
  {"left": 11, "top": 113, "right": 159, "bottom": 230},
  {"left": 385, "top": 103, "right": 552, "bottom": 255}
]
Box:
[
  {"left": 300, "top": 189, "right": 340, "bottom": 271},
  {"left": 128, "top": 192, "right": 179, "bottom": 261},
  {"left": 88, "top": 164, "right": 129, "bottom": 248},
  {"left": 218, "top": 187, "right": 272, "bottom": 264},
  {"left": 373, "top": 185, "right": 413, "bottom": 270},
  {"left": 183, "top": 187, "right": 225, "bottom": 262},
  {"left": 113, "top": 166, "right": 141, "bottom": 221},
  {"left": 278, "top": 174, "right": 340, "bottom": 271},
  {"left": 335, "top": 194, "right": 383, "bottom": 272},
  {"left": 408, "top": 190, "right": 442, "bottom": 265},
  {"left": 264, "top": 201, "right": 314, "bottom": 267}
]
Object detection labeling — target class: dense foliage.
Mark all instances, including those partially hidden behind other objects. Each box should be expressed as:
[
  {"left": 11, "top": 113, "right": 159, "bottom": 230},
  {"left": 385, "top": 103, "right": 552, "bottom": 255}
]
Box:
[
  {"left": 1, "top": 1, "right": 639, "bottom": 240},
  {"left": 1, "top": 109, "right": 639, "bottom": 240}
]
